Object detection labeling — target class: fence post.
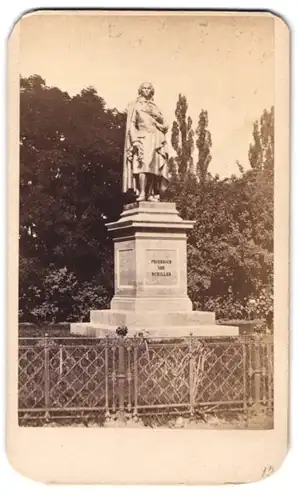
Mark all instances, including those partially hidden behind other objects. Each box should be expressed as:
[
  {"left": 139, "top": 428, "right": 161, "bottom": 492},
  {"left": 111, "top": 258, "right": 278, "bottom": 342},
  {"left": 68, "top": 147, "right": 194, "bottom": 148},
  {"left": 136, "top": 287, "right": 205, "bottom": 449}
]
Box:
[
  {"left": 127, "top": 344, "right": 132, "bottom": 414},
  {"left": 118, "top": 336, "right": 125, "bottom": 422},
  {"left": 254, "top": 341, "right": 261, "bottom": 407},
  {"left": 189, "top": 334, "right": 194, "bottom": 417},
  {"left": 133, "top": 341, "right": 138, "bottom": 418},
  {"left": 111, "top": 343, "right": 116, "bottom": 414},
  {"left": 104, "top": 336, "right": 110, "bottom": 419},
  {"left": 242, "top": 340, "right": 248, "bottom": 425},
  {"left": 266, "top": 339, "right": 273, "bottom": 414},
  {"left": 44, "top": 333, "right": 50, "bottom": 422}
]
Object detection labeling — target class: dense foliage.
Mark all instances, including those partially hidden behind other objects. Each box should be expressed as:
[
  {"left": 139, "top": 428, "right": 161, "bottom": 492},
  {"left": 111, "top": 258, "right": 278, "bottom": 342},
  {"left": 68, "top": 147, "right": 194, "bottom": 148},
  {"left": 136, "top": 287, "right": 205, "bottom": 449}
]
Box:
[{"left": 19, "top": 76, "right": 274, "bottom": 325}]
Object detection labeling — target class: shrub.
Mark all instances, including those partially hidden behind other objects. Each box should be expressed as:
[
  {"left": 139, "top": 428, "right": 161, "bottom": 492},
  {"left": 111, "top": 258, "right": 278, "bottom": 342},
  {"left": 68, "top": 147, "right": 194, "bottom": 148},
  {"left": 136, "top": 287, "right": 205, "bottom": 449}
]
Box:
[{"left": 20, "top": 265, "right": 110, "bottom": 323}]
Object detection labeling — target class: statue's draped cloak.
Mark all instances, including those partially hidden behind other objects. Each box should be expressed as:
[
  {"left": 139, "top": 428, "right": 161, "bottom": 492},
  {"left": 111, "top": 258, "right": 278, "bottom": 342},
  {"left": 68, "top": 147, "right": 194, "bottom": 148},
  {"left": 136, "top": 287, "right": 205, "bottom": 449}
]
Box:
[{"left": 122, "top": 97, "right": 169, "bottom": 193}]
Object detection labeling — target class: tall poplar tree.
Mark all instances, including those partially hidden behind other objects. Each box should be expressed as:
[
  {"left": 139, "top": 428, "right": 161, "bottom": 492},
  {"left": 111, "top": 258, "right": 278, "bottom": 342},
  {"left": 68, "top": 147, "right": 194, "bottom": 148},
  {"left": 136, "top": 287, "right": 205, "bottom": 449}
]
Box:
[
  {"left": 171, "top": 94, "right": 194, "bottom": 179},
  {"left": 195, "top": 109, "right": 212, "bottom": 183}
]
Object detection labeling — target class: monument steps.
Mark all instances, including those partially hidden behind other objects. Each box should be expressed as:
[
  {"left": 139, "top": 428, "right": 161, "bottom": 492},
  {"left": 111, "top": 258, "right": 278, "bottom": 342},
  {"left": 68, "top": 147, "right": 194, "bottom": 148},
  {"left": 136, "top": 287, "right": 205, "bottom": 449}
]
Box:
[
  {"left": 90, "top": 309, "right": 216, "bottom": 326},
  {"left": 71, "top": 322, "right": 239, "bottom": 338}
]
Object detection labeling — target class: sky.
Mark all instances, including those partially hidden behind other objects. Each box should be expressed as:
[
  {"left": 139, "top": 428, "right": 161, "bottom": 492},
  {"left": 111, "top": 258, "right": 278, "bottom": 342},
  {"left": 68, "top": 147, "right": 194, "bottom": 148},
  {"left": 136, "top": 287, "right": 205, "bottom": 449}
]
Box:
[{"left": 19, "top": 12, "right": 274, "bottom": 177}]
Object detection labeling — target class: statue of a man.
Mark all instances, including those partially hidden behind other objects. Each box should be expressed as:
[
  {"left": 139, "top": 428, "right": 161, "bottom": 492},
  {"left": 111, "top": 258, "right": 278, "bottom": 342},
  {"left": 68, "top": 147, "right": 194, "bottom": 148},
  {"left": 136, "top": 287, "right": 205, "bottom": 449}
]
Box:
[{"left": 122, "top": 82, "right": 169, "bottom": 202}]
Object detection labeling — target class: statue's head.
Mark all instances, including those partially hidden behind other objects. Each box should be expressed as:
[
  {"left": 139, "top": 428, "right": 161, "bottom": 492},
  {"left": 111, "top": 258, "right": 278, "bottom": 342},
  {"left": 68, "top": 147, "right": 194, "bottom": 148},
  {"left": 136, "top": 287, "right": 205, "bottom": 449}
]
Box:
[{"left": 138, "top": 81, "right": 155, "bottom": 100}]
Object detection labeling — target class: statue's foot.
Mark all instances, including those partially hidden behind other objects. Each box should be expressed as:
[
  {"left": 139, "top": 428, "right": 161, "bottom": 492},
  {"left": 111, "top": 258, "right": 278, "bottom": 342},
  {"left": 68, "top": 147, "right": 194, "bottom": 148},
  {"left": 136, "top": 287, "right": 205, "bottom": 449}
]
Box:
[
  {"left": 148, "top": 194, "right": 160, "bottom": 202},
  {"left": 136, "top": 193, "right": 146, "bottom": 202}
]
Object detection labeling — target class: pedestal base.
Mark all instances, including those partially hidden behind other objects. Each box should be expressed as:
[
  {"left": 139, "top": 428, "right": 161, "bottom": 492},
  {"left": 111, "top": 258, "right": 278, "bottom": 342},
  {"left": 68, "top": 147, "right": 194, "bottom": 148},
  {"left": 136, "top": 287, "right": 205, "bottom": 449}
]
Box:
[
  {"left": 110, "top": 296, "right": 193, "bottom": 312},
  {"left": 70, "top": 309, "right": 239, "bottom": 338},
  {"left": 70, "top": 201, "right": 239, "bottom": 338}
]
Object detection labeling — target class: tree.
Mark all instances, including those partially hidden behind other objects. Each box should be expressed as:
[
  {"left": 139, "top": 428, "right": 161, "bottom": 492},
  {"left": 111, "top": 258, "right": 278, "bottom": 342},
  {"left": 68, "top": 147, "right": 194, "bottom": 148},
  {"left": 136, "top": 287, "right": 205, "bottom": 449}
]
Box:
[
  {"left": 249, "top": 106, "right": 274, "bottom": 172},
  {"left": 19, "top": 75, "right": 126, "bottom": 320},
  {"left": 171, "top": 94, "right": 194, "bottom": 179},
  {"left": 195, "top": 110, "right": 212, "bottom": 183},
  {"left": 184, "top": 107, "right": 274, "bottom": 326}
]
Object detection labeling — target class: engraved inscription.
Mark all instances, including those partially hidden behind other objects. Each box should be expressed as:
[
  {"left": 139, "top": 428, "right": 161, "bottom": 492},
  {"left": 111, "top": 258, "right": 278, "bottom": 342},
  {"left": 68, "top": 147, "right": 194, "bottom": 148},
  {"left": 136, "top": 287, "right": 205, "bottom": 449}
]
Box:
[{"left": 145, "top": 249, "right": 178, "bottom": 285}]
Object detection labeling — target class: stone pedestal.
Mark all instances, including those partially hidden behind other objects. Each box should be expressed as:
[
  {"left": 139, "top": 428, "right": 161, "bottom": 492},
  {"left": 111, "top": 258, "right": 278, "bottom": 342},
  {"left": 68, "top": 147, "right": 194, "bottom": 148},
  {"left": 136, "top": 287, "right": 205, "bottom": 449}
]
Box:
[{"left": 71, "top": 201, "right": 239, "bottom": 337}]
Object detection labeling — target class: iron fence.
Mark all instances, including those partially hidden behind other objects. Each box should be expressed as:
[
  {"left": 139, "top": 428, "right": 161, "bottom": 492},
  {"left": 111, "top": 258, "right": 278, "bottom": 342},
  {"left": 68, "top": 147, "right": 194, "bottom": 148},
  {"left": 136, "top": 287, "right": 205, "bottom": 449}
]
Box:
[{"left": 18, "top": 333, "right": 273, "bottom": 425}]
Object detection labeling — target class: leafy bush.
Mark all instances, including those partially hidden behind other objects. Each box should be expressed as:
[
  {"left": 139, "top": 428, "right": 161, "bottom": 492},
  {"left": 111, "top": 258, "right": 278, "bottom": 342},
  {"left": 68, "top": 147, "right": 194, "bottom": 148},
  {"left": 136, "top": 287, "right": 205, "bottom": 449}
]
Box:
[{"left": 20, "top": 265, "right": 110, "bottom": 323}]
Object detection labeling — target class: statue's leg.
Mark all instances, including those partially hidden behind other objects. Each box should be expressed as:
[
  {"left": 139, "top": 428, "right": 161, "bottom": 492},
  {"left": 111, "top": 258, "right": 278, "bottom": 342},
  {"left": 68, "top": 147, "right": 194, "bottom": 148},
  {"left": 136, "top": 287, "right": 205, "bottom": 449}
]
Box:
[
  {"left": 136, "top": 173, "right": 146, "bottom": 201},
  {"left": 151, "top": 176, "right": 161, "bottom": 201},
  {"left": 132, "top": 157, "right": 140, "bottom": 196},
  {"left": 157, "top": 177, "right": 161, "bottom": 197},
  {"left": 146, "top": 174, "right": 155, "bottom": 201},
  {"left": 148, "top": 175, "right": 157, "bottom": 201},
  {"left": 133, "top": 174, "right": 140, "bottom": 196}
]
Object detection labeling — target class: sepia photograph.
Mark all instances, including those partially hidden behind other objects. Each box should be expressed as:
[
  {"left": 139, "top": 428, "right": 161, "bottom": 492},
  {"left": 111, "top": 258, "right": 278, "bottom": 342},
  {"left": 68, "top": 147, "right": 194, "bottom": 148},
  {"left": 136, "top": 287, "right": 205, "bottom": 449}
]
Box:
[{"left": 12, "top": 10, "right": 283, "bottom": 439}]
